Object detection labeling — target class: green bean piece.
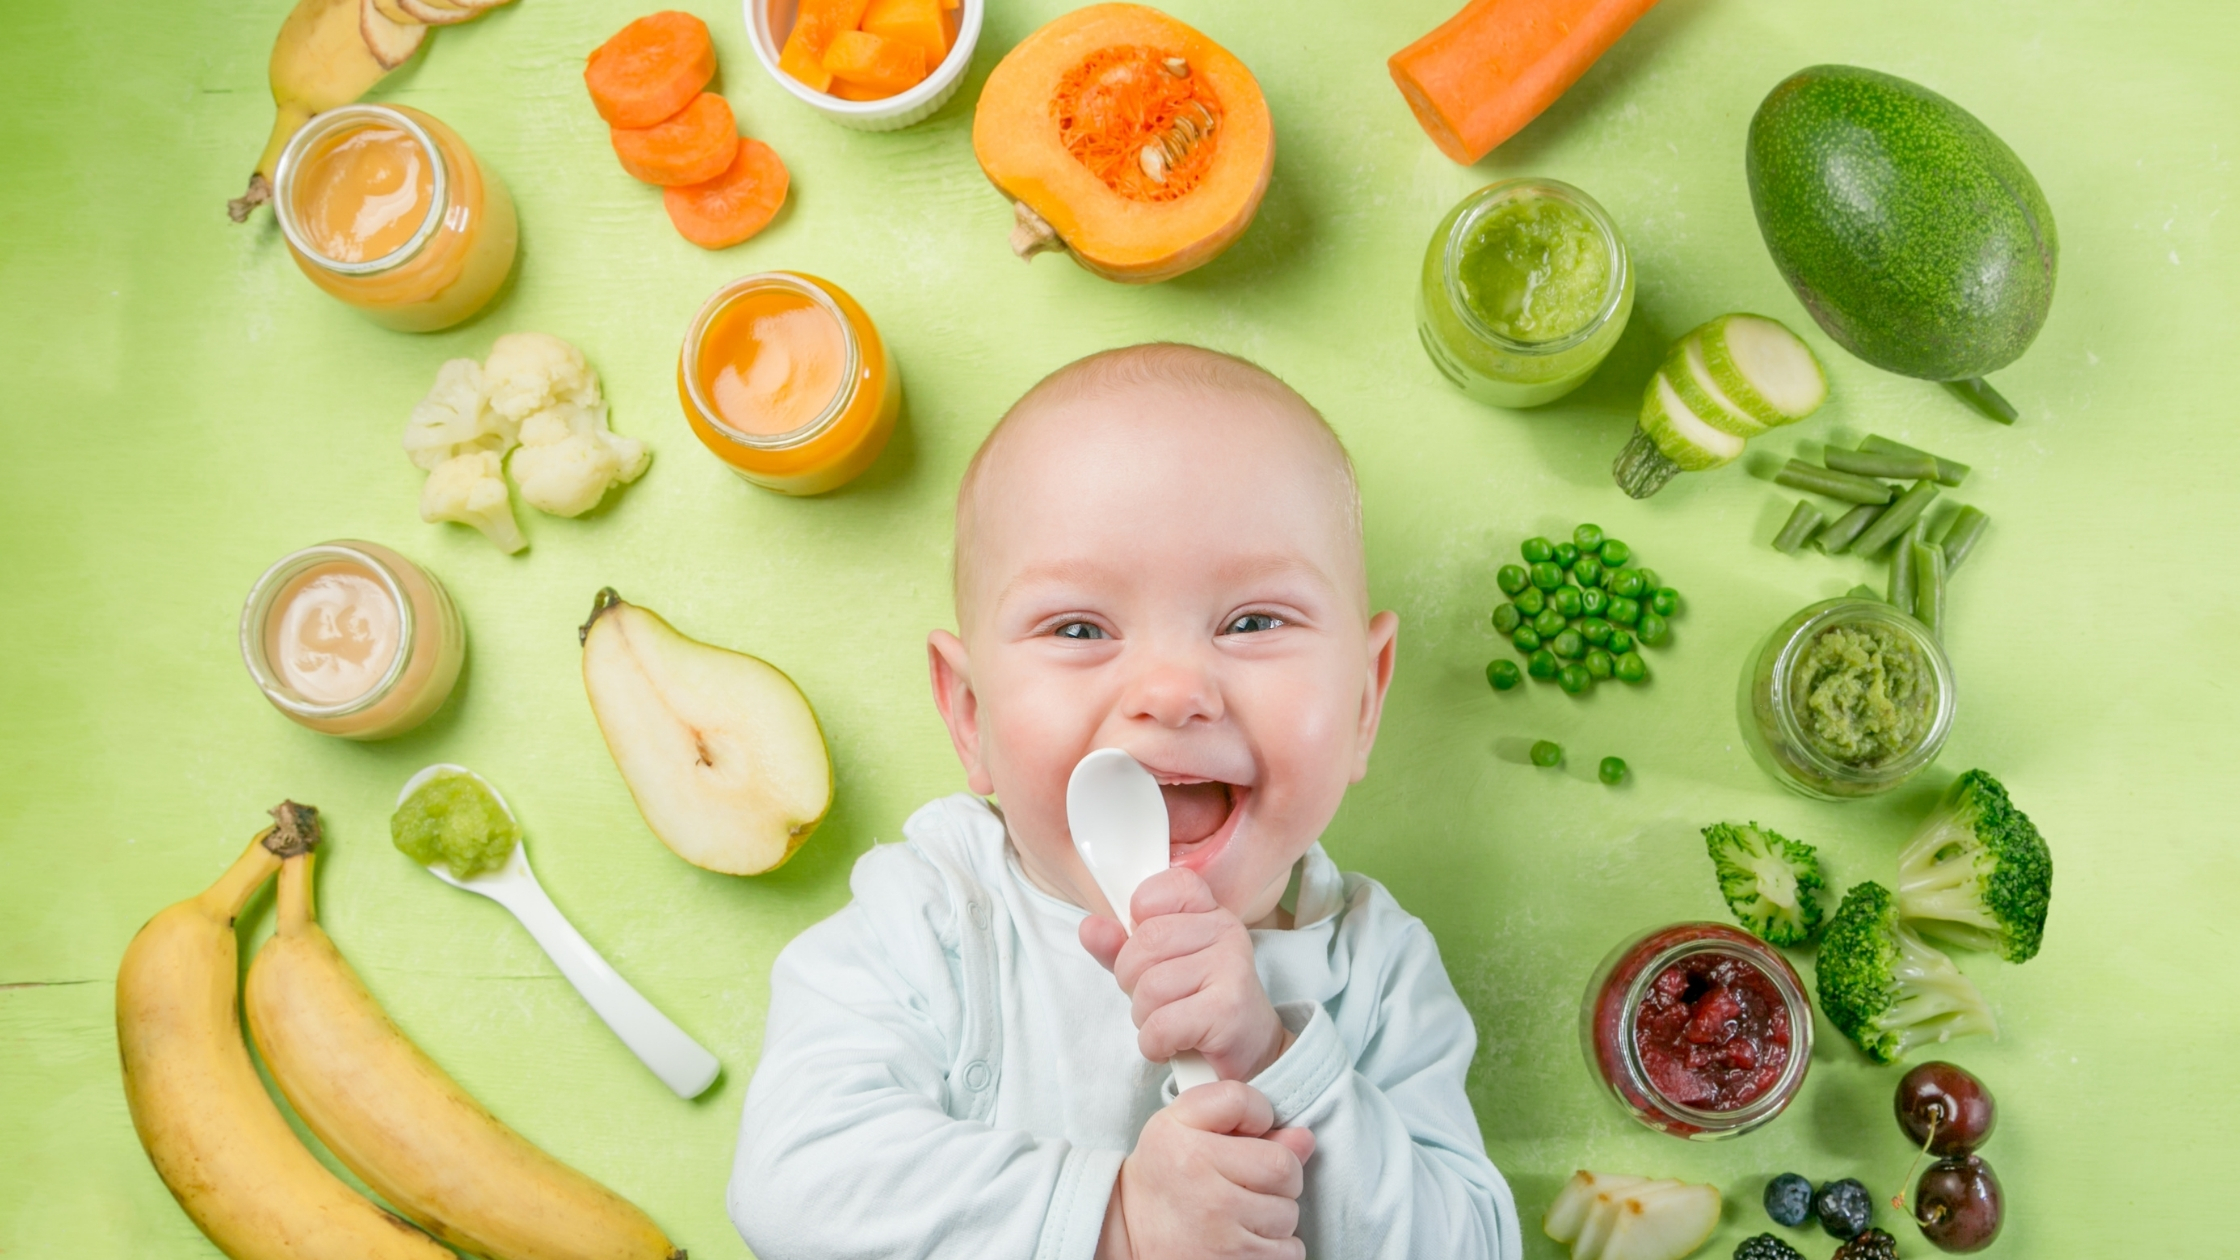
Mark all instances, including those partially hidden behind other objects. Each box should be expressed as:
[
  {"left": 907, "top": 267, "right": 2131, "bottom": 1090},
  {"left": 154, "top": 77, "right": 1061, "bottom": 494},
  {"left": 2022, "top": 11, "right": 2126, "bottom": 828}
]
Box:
[
  {"left": 1852, "top": 479, "right": 1941, "bottom": 556},
  {"left": 1521, "top": 536, "right": 1555, "bottom": 563},
  {"left": 1941, "top": 505, "right": 1990, "bottom": 574},
  {"left": 1528, "top": 649, "right": 1560, "bottom": 679},
  {"left": 1579, "top": 586, "right": 1608, "bottom": 616},
  {"left": 1824, "top": 448, "right": 1940, "bottom": 481},
  {"left": 1610, "top": 569, "right": 1645, "bottom": 599},
  {"left": 1496, "top": 564, "right": 1529, "bottom": 595},
  {"left": 1533, "top": 607, "right": 1568, "bottom": 637},
  {"left": 1486, "top": 660, "right": 1522, "bottom": 691},
  {"left": 1531, "top": 560, "right": 1565, "bottom": 591},
  {"left": 1912, "top": 540, "right": 1948, "bottom": 638},
  {"left": 1817, "top": 503, "right": 1884, "bottom": 554},
  {"left": 1600, "top": 539, "right": 1632, "bottom": 567},
  {"left": 1530, "top": 739, "right": 1564, "bottom": 767},
  {"left": 1573, "top": 523, "right": 1605, "bottom": 551},
  {"left": 1845, "top": 584, "right": 1882, "bottom": 602},
  {"left": 1608, "top": 596, "right": 1640, "bottom": 626},
  {"left": 1606, "top": 627, "right": 1634, "bottom": 654},
  {"left": 1585, "top": 647, "right": 1615, "bottom": 679},
  {"left": 1886, "top": 520, "right": 1922, "bottom": 610},
  {"left": 1552, "top": 586, "right": 1584, "bottom": 618},
  {"left": 1944, "top": 377, "right": 2019, "bottom": 424},
  {"left": 1557, "top": 664, "right": 1592, "bottom": 694},
  {"left": 1515, "top": 585, "right": 1545, "bottom": 615},
  {"left": 1614, "top": 651, "right": 1648, "bottom": 683},
  {"left": 1775, "top": 459, "right": 1897, "bottom": 505},
  {"left": 1635, "top": 612, "right": 1669, "bottom": 645},
  {"left": 1862, "top": 435, "right": 1970, "bottom": 487},
  {"left": 1632, "top": 568, "right": 1661, "bottom": 593},
  {"left": 1553, "top": 541, "right": 1580, "bottom": 569},
  {"left": 1649, "top": 587, "right": 1679, "bottom": 617},
  {"left": 1581, "top": 617, "right": 1613, "bottom": 646},
  {"left": 1772, "top": 499, "right": 1826, "bottom": 553},
  {"left": 1491, "top": 603, "right": 1523, "bottom": 635},
  {"left": 1552, "top": 629, "right": 1586, "bottom": 660},
  {"left": 1598, "top": 756, "right": 1628, "bottom": 786},
  {"left": 1512, "top": 625, "right": 1542, "bottom": 652},
  {"left": 1572, "top": 555, "right": 1604, "bottom": 588}
]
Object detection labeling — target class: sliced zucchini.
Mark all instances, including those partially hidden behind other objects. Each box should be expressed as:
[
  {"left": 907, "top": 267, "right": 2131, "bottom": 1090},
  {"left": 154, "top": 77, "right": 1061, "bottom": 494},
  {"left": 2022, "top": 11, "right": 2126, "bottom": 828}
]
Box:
[{"left": 1700, "top": 313, "right": 1828, "bottom": 425}]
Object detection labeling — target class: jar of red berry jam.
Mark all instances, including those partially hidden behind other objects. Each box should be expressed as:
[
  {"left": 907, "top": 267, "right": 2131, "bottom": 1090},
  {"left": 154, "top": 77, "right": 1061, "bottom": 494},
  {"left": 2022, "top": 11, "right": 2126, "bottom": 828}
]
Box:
[{"left": 1579, "top": 922, "right": 1812, "bottom": 1140}]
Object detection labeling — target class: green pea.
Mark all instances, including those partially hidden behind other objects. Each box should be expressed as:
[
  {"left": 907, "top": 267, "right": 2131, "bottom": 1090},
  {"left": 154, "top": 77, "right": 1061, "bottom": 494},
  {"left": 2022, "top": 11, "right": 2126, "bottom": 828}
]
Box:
[
  {"left": 1650, "top": 587, "right": 1679, "bottom": 617},
  {"left": 1609, "top": 596, "right": 1640, "bottom": 626},
  {"left": 1533, "top": 607, "right": 1567, "bottom": 637},
  {"left": 1596, "top": 565, "right": 1617, "bottom": 589},
  {"left": 1553, "top": 541, "right": 1580, "bottom": 569},
  {"left": 1557, "top": 664, "right": 1591, "bottom": 694},
  {"left": 1572, "top": 556, "right": 1603, "bottom": 588},
  {"left": 1520, "top": 536, "right": 1555, "bottom": 564},
  {"left": 1573, "top": 523, "right": 1604, "bottom": 551},
  {"left": 1496, "top": 565, "right": 1529, "bottom": 596},
  {"left": 1579, "top": 587, "right": 1609, "bottom": 616},
  {"left": 1580, "top": 617, "right": 1612, "bottom": 646},
  {"left": 1601, "top": 539, "right": 1632, "bottom": 567},
  {"left": 1633, "top": 568, "right": 1661, "bottom": 592},
  {"left": 1635, "top": 612, "right": 1669, "bottom": 645},
  {"left": 1552, "top": 629, "right": 1586, "bottom": 660},
  {"left": 1530, "top": 561, "right": 1565, "bottom": 591},
  {"left": 1512, "top": 625, "right": 1542, "bottom": 652},
  {"left": 1551, "top": 586, "right": 1583, "bottom": 618},
  {"left": 1491, "top": 603, "right": 1523, "bottom": 635},
  {"left": 1598, "top": 756, "right": 1628, "bottom": 785},
  {"left": 1606, "top": 627, "right": 1634, "bottom": 654},
  {"left": 1514, "top": 586, "right": 1545, "bottom": 615},
  {"left": 1486, "top": 659, "right": 1522, "bottom": 691},
  {"left": 1585, "top": 647, "right": 1615, "bottom": 679},
  {"left": 1527, "top": 649, "right": 1560, "bottom": 680},
  {"left": 1610, "top": 569, "right": 1645, "bottom": 599},
  {"left": 1530, "top": 739, "right": 1563, "bottom": 767},
  {"left": 1615, "top": 651, "right": 1648, "bottom": 683}
]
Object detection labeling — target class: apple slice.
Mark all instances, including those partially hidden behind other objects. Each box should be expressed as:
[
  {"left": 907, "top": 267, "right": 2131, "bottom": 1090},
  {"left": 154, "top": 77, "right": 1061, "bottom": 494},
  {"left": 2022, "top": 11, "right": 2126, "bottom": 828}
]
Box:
[
  {"left": 1545, "top": 1172, "right": 1647, "bottom": 1243},
  {"left": 368, "top": 0, "right": 419, "bottom": 26},
  {"left": 358, "top": 0, "right": 425, "bottom": 70},
  {"left": 1599, "top": 1181, "right": 1720, "bottom": 1260},
  {"left": 580, "top": 589, "right": 832, "bottom": 875},
  {"left": 396, "top": 0, "right": 476, "bottom": 26}
]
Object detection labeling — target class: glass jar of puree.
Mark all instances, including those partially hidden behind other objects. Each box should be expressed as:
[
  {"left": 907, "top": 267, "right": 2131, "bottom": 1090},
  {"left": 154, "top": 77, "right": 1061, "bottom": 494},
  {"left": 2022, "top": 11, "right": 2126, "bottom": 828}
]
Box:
[
  {"left": 272, "top": 104, "right": 517, "bottom": 332},
  {"left": 240, "top": 541, "right": 465, "bottom": 740},
  {"left": 1417, "top": 178, "right": 1633, "bottom": 408},
  {"left": 1741, "top": 597, "right": 1955, "bottom": 800},
  {"left": 678, "top": 272, "right": 900, "bottom": 496}
]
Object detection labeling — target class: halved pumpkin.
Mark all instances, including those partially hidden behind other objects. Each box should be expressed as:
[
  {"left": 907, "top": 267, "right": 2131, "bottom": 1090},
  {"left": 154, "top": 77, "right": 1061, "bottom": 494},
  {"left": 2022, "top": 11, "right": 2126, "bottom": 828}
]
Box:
[{"left": 971, "top": 4, "right": 1273, "bottom": 283}]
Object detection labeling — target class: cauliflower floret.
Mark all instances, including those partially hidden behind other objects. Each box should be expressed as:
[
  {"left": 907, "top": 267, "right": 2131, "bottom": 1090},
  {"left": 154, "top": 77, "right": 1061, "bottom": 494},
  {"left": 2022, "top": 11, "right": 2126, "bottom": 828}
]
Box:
[
  {"left": 403, "top": 358, "right": 516, "bottom": 472},
  {"left": 420, "top": 451, "right": 526, "bottom": 553},
  {"left": 483, "top": 332, "right": 600, "bottom": 424},
  {"left": 508, "top": 401, "right": 652, "bottom": 517}
]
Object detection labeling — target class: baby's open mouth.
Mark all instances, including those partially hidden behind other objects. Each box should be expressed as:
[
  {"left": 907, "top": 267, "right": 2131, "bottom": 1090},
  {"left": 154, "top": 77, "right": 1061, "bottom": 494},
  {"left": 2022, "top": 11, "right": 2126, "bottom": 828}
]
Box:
[{"left": 1160, "top": 781, "right": 1235, "bottom": 848}]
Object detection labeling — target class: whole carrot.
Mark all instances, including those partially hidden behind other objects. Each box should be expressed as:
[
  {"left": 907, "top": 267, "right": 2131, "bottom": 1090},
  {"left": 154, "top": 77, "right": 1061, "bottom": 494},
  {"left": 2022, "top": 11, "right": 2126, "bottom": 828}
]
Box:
[{"left": 1389, "top": 0, "right": 1662, "bottom": 165}]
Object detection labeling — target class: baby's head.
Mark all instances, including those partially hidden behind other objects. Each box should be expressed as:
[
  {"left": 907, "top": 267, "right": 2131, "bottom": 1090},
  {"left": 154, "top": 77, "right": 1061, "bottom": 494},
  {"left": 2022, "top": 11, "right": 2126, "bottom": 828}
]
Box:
[{"left": 928, "top": 344, "right": 1398, "bottom": 927}]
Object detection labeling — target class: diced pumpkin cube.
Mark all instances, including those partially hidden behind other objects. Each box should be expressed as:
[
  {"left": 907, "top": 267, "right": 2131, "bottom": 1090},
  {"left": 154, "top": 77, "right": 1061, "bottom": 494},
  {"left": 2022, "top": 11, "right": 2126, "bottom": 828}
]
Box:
[
  {"left": 778, "top": 0, "right": 872, "bottom": 92},
  {"left": 821, "top": 29, "right": 927, "bottom": 96},
  {"left": 778, "top": 31, "right": 834, "bottom": 92},
  {"left": 862, "top": 0, "right": 947, "bottom": 72}
]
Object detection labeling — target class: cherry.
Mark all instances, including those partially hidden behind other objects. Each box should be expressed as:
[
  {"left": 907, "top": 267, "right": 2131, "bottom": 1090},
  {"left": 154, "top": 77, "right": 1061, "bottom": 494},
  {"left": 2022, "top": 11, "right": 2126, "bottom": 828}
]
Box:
[
  {"left": 1895, "top": 1061, "right": 1995, "bottom": 1156},
  {"left": 1914, "top": 1154, "right": 2002, "bottom": 1253}
]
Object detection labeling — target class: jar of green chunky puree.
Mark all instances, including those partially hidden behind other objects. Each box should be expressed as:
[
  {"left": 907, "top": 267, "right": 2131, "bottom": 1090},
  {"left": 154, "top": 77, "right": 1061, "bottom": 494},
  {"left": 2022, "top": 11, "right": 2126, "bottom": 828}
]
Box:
[
  {"left": 1740, "top": 598, "right": 1955, "bottom": 799},
  {"left": 1417, "top": 178, "right": 1634, "bottom": 408}
]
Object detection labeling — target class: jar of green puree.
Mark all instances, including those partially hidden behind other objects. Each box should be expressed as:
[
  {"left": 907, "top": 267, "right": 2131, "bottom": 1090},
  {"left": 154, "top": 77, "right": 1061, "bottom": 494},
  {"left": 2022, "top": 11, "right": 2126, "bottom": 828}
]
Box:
[{"left": 1417, "top": 178, "right": 1633, "bottom": 408}]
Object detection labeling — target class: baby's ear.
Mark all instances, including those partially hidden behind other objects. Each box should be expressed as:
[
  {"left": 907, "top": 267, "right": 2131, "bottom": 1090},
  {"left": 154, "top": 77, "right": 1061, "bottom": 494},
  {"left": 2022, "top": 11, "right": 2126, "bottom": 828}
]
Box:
[
  {"left": 927, "top": 631, "right": 995, "bottom": 795},
  {"left": 1351, "top": 612, "right": 1400, "bottom": 779}
]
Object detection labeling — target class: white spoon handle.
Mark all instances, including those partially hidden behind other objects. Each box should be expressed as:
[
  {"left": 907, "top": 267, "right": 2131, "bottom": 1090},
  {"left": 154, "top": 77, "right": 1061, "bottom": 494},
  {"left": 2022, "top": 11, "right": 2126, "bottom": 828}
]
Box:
[
  {"left": 1170, "top": 1050, "right": 1218, "bottom": 1092},
  {"left": 492, "top": 876, "right": 720, "bottom": 1100}
]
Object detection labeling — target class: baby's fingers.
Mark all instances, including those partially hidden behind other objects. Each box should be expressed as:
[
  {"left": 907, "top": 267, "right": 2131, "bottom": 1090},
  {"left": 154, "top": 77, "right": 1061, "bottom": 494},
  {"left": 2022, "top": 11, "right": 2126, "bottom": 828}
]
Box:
[
  {"left": 1078, "top": 914, "right": 1128, "bottom": 975},
  {"left": 1128, "top": 867, "right": 1221, "bottom": 923},
  {"left": 1209, "top": 1132, "right": 1305, "bottom": 1201},
  {"left": 1167, "top": 1079, "right": 1274, "bottom": 1137}
]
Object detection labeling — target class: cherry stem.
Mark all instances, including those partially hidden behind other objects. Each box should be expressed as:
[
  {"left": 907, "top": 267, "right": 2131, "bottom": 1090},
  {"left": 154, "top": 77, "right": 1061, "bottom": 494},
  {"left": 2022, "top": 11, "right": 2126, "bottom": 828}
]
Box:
[{"left": 1891, "top": 1109, "right": 1940, "bottom": 1212}]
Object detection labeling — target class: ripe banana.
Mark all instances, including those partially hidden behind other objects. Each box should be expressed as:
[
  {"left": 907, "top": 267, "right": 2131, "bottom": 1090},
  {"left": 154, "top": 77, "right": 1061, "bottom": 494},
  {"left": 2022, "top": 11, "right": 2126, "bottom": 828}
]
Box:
[
  {"left": 116, "top": 803, "right": 454, "bottom": 1260},
  {"left": 229, "top": 0, "right": 423, "bottom": 222},
  {"left": 245, "top": 835, "right": 684, "bottom": 1260}
]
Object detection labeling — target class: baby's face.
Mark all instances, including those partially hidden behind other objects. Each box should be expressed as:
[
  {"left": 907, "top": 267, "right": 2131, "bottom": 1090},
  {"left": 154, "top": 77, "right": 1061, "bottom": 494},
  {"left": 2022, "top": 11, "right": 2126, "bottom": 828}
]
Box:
[{"left": 931, "top": 384, "right": 1397, "bottom": 926}]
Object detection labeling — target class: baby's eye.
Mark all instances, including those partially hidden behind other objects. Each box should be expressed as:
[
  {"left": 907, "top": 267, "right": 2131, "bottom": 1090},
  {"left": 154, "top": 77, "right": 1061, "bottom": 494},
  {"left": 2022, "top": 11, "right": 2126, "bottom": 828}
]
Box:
[
  {"left": 1054, "top": 621, "right": 1109, "bottom": 641},
  {"left": 1223, "top": 613, "right": 1285, "bottom": 635}
]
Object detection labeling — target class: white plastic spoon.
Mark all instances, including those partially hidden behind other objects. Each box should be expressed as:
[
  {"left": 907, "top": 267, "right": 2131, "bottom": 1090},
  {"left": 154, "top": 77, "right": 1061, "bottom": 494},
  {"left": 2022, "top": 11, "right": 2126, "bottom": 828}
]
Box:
[
  {"left": 1066, "top": 747, "right": 1221, "bottom": 1092},
  {"left": 397, "top": 764, "right": 721, "bottom": 1100}
]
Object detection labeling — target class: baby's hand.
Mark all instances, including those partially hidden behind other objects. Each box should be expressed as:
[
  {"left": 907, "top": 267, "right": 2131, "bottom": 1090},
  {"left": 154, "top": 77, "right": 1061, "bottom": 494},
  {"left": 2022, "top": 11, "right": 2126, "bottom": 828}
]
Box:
[
  {"left": 1080, "top": 868, "right": 1290, "bottom": 1083},
  {"left": 1104, "top": 1080, "right": 1315, "bottom": 1260}
]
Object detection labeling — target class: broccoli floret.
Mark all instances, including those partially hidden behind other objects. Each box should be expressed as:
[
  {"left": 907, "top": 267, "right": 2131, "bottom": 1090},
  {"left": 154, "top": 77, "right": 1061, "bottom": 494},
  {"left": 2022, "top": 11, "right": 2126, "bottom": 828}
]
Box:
[
  {"left": 1896, "top": 770, "right": 2052, "bottom": 963},
  {"left": 1816, "top": 882, "right": 1997, "bottom": 1064},
  {"left": 1703, "top": 822, "right": 1826, "bottom": 946}
]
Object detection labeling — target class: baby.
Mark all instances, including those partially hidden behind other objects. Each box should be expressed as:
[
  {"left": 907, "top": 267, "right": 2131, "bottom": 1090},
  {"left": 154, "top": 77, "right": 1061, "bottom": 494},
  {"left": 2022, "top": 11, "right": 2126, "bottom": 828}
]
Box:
[{"left": 730, "top": 344, "right": 1519, "bottom": 1259}]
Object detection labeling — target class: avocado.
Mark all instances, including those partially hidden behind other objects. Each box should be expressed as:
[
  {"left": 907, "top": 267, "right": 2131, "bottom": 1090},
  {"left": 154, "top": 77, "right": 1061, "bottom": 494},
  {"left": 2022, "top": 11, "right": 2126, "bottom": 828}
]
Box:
[{"left": 1746, "top": 65, "right": 2057, "bottom": 382}]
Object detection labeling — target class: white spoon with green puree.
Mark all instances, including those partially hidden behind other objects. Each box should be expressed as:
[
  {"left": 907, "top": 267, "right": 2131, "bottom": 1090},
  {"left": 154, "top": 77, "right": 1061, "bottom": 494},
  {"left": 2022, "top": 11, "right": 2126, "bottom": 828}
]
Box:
[
  {"left": 392, "top": 764, "right": 721, "bottom": 1100},
  {"left": 1066, "top": 748, "right": 1221, "bottom": 1092}
]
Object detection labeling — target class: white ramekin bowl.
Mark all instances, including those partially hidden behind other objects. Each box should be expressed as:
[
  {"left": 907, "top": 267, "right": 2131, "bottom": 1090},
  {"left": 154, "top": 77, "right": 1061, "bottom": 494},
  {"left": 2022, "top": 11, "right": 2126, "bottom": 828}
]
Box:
[{"left": 745, "top": 0, "right": 983, "bottom": 131}]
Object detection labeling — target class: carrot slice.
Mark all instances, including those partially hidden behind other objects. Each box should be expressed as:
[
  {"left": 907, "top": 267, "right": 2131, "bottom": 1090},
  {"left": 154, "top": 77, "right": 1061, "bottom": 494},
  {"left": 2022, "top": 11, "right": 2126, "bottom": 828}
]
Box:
[
  {"left": 821, "top": 30, "right": 926, "bottom": 98},
  {"left": 611, "top": 93, "right": 741, "bottom": 186},
  {"left": 862, "top": 0, "right": 947, "bottom": 72},
  {"left": 664, "top": 138, "right": 790, "bottom": 249},
  {"left": 1388, "top": 0, "right": 1661, "bottom": 164},
  {"left": 585, "top": 11, "right": 717, "bottom": 128},
  {"left": 777, "top": 0, "right": 872, "bottom": 93}
]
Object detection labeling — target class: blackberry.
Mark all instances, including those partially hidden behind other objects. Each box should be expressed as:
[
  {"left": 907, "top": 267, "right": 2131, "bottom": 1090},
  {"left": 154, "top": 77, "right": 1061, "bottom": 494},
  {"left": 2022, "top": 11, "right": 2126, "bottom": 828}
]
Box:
[
  {"left": 1832, "top": 1227, "right": 1899, "bottom": 1260},
  {"left": 1763, "top": 1173, "right": 1814, "bottom": 1228},
  {"left": 1734, "top": 1234, "right": 1805, "bottom": 1260},
  {"left": 1814, "top": 1178, "right": 1874, "bottom": 1239}
]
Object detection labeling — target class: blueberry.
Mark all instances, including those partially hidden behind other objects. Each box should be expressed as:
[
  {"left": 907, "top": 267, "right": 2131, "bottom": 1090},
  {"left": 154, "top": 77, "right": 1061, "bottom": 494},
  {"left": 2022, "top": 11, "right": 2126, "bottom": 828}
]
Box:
[
  {"left": 1813, "top": 1178, "right": 1874, "bottom": 1240},
  {"left": 1762, "top": 1173, "right": 1813, "bottom": 1228}
]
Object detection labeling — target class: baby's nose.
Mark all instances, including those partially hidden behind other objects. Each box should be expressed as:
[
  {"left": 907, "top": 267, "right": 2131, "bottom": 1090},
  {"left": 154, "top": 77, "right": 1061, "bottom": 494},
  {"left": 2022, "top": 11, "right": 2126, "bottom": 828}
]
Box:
[{"left": 1121, "top": 653, "right": 1224, "bottom": 727}]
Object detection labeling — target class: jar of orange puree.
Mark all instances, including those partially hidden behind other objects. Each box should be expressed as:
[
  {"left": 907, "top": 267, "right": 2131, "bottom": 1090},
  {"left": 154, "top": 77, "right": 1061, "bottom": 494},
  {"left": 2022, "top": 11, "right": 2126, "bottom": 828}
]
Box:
[
  {"left": 678, "top": 273, "right": 900, "bottom": 495},
  {"left": 272, "top": 104, "right": 517, "bottom": 332}
]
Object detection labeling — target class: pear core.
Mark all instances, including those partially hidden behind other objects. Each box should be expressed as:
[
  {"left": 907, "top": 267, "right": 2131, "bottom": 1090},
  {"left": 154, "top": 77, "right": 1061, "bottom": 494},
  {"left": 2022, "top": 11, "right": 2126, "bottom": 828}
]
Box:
[{"left": 391, "top": 771, "right": 518, "bottom": 878}]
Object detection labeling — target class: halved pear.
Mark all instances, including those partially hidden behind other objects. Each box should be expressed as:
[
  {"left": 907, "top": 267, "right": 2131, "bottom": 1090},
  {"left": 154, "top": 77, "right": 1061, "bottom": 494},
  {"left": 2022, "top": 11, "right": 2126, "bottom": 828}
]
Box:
[
  {"left": 580, "top": 589, "right": 832, "bottom": 875},
  {"left": 1544, "top": 1172, "right": 1647, "bottom": 1244},
  {"left": 1544, "top": 1172, "right": 1721, "bottom": 1260}
]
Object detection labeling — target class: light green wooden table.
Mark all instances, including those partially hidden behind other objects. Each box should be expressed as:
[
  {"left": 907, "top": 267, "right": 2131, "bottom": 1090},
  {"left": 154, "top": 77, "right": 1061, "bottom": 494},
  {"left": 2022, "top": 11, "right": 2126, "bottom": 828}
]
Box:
[{"left": 4, "top": 0, "right": 2234, "bottom": 1255}]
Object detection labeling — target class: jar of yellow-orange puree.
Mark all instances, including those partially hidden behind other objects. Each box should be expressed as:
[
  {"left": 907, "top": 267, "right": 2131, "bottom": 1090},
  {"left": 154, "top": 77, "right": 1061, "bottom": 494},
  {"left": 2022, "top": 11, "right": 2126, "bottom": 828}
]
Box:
[
  {"left": 239, "top": 541, "right": 465, "bottom": 740},
  {"left": 271, "top": 104, "right": 517, "bottom": 332},
  {"left": 678, "top": 272, "right": 900, "bottom": 495}
]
